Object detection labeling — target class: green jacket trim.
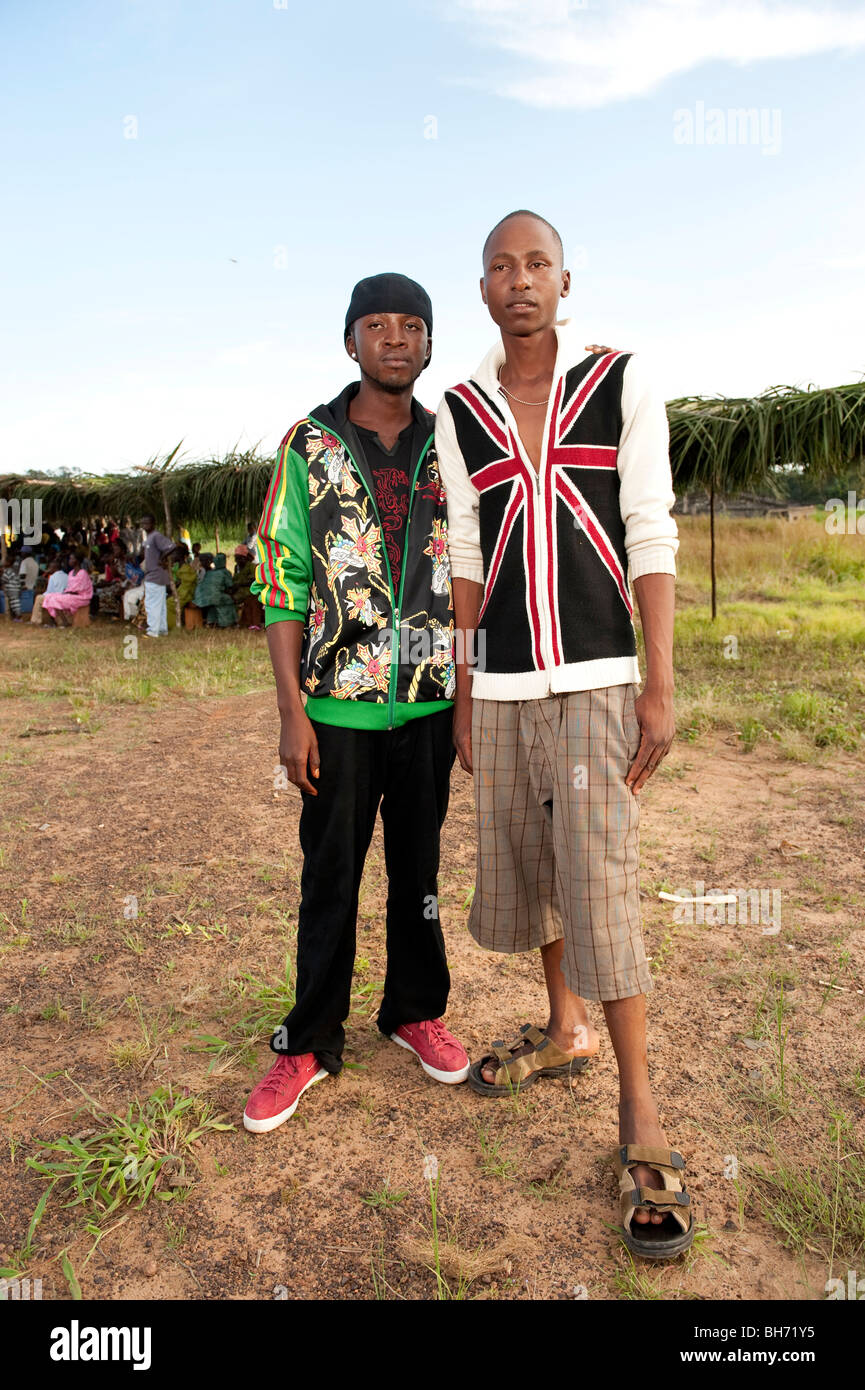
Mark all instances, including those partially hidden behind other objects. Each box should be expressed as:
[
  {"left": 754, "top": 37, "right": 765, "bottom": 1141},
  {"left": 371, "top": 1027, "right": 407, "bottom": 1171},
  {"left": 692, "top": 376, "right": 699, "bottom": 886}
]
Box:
[
  {"left": 264, "top": 607, "right": 305, "bottom": 626},
  {"left": 305, "top": 695, "right": 452, "bottom": 731},
  {"left": 252, "top": 427, "right": 313, "bottom": 618}
]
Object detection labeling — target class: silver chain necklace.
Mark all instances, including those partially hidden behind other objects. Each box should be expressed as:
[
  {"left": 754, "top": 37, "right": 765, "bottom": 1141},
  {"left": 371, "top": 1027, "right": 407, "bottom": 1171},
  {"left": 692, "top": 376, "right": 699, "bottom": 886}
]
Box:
[{"left": 498, "top": 379, "right": 550, "bottom": 407}]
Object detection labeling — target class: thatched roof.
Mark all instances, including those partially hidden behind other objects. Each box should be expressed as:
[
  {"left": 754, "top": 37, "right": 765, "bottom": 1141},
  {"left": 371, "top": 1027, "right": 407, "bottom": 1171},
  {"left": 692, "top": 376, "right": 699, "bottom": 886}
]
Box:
[
  {"left": 0, "top": 449, "right": 273, "bottom": 530},
  {"left": 668, "top": 380, "right": 865, "bottom": 491},
  {"left": 3, "top": 382, "right": 864, "bottom": 529}
]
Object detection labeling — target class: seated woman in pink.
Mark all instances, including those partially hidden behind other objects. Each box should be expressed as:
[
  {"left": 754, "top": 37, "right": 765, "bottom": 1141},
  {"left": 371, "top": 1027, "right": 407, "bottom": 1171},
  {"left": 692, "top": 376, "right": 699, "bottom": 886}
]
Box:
[{"left": 42, "top": 558, "right": 94, "bottom": 625}]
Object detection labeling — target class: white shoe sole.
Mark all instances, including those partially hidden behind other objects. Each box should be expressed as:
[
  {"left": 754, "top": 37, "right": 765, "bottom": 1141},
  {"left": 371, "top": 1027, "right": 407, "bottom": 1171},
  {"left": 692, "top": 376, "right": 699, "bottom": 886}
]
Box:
[
  {"left": 243, "top": 1066, "right": 328, "bottom": 1133},
  {"left": 389, "top": 1032, "right": 470, "bottom": 1085}
]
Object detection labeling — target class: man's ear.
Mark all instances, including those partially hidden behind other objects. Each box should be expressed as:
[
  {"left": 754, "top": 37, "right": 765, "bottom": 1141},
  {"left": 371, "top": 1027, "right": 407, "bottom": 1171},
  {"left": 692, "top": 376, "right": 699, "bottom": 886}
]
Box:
[
  {"left": 560, "top": 269, "right": 571, "bottom": 301},
  {"left": 345, "top": 332, "right": 358, "bottom": 363},
  {"left": 479, "top": 275, "right": 487, "bottom": 305},
  {"left": 422, "top": 336, "right": 433, "bottom": 371}
]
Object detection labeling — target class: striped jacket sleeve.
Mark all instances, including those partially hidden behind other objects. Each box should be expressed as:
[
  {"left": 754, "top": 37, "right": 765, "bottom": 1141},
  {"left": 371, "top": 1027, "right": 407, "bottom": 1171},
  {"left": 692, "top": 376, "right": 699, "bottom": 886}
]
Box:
[{"left": 251, "top": 425, "right": 313, "bottom": 624}]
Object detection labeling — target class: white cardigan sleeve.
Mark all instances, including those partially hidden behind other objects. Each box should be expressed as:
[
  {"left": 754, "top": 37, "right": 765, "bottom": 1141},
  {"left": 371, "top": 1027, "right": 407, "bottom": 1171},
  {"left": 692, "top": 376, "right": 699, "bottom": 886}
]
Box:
[
  {"left": 618, "top": 355, "right": 679, "bottom": 580},
  {"left": 435, "top": 395, "right": 486, "bottom": 585}
]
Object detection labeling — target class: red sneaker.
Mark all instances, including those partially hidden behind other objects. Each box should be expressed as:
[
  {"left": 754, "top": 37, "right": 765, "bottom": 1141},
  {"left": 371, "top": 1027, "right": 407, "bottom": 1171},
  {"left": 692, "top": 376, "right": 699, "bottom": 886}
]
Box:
[
  {"left": 390, "top": 1019, "right": 470, "bottom": 1084},
  {"left": 243, "top": 1053, "right": 328, "bottom": 1133}
]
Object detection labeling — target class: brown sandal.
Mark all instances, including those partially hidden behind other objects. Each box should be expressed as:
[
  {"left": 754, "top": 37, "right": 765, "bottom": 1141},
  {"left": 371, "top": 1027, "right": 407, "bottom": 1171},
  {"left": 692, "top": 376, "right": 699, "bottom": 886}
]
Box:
[
  {"left": 614, "top": 1144, "right": 695, "bottom": 1260},
  {"left": 467, "top": 1023, "right": 589, "bottom": 1097}
]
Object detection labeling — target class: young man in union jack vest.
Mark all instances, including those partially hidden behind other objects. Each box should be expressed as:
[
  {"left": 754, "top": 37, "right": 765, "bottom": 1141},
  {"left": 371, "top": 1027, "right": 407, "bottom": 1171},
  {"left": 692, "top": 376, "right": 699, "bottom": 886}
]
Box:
[{"left": 436, "top": 211, "right": 695, "bottom": 1259}]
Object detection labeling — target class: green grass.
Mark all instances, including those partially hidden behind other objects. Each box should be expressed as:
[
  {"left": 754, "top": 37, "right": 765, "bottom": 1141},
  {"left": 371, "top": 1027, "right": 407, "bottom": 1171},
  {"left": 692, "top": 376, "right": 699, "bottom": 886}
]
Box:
[
  {"left": 844, "top": 1066, "right": 865, "bottom": 1101},
  {"left": 0, "top": 626, "right": 272, "bottom": 706},
  {"left": 674, "top": 515, "right": 865, "bottom": 603},
  {"left": 475, "top": 1122, "right": 519, "bottom": 1180},
  {"left": 370, "top": 1237, "right": 402, "bottom": 1300},
  {"left": 612, "top": 1251, "right": 674, "bottom": 1300},
  {"left": 646, "top": 516, "right": 865, "bottom": 753},
  {"left": 193, "top": 954, "right": 298, "bottom": 1067},
  {"left": 227, "top": 954, "right": 296, "bottom": 1037},
  {"left": 665, "top": 609, "right": 864, "bottom": 752},
  {"left": 361, "top": 1181, "right": 409, "bottom": 1210},
  {"left": 164, "top": 1217, "right": 188, "bottom": 1250},
  {"left": 26, "top": 1083, "right": 234, "bottom": 1221},
  {"left": 748, "top": 1110, "right": 865, "bottom": 1268}
]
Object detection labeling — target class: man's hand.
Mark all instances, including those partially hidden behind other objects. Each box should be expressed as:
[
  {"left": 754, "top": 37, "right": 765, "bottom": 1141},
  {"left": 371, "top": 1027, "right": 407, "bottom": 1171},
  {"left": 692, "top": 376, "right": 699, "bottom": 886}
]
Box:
[
  {"left": 451, "top": 577, "right": 483, "bottom": 775},
  {"left": 453, "top": 690, "right": 473, "bottom": 773},
  {"left": 267, "top": 621, "right": 312, "bottom": 788},
  {"left": 628, "top": 572, "right": 676, "bottom": 795},
  {"left": 585, "top": 343, "right": 614, "bottom": 354},
  {"left": 625, "top": 684, "right": 675, "bottom": 795},
  {"left": 279, "top": 706, "right": 320, "bottom": 795}
]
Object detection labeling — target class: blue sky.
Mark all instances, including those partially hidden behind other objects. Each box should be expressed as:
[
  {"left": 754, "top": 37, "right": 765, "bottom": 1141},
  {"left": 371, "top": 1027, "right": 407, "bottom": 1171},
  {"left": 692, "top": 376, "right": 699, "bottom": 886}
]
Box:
[{"left": 2, "top": 0, "right": 864, "bottom": 474}]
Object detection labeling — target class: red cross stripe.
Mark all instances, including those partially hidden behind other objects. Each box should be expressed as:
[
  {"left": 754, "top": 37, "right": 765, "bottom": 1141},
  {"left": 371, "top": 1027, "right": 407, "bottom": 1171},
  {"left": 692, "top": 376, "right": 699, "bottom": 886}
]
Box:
[
  {"left": 559, "top": 350, "right": 627, "bottom": 438},
  {"left": 451, "top": 382, "right": 509, "bottom": 453},
  {"left": 455, "top": 382, "right": 546, "bottom": 670},
  {"left": 455, "top": 356, "right": 631, "bottom": 676},
  {"left": 543, "top": 360, "right": 632, "bottom": 665}
]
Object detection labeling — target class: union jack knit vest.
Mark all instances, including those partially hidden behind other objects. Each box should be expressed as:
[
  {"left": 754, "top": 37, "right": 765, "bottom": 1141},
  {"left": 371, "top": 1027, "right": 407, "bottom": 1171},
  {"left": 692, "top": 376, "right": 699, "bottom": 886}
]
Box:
[{"left": 445, "top": 350, "right": 640, "bottom": 699}]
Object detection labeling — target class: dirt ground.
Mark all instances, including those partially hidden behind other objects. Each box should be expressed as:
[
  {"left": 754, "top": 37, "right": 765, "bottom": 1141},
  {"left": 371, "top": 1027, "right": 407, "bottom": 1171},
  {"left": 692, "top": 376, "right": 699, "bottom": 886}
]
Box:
[{"left": 1, "top": 681, "right": 863, "bottom": 1301}]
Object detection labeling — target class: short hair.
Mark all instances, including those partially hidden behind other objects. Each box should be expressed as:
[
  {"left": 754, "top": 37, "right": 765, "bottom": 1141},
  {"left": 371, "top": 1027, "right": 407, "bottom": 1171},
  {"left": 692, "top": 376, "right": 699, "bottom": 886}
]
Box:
[{"left": 482, "top": 209, "right": 564, "bottom": 267}]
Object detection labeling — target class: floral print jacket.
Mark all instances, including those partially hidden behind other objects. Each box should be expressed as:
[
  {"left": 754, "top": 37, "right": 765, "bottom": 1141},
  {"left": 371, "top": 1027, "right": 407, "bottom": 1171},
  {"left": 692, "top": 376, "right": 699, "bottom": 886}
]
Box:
[{"left": 252, "top": 384, "right": 454, "bottom": 730}]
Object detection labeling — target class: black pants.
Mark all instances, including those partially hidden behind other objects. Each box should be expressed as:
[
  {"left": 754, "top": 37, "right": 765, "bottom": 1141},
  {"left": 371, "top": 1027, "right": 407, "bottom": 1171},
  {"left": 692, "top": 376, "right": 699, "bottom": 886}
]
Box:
[{"left": 271, "top": 708, "right": 455, "bottom": 1074}]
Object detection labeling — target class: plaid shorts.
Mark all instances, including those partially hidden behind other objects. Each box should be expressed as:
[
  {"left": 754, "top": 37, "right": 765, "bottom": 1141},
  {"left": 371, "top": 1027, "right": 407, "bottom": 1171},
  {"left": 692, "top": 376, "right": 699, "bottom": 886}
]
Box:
[{"left": 470, "top": 685, "right": 651, "bottom": 1002}]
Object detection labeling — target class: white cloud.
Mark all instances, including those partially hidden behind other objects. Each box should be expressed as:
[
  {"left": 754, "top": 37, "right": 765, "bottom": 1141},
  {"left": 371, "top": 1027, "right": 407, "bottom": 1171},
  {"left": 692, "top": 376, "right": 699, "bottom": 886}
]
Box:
[{"left": 448, "top": 0, "right": 865, "bottom": 108}]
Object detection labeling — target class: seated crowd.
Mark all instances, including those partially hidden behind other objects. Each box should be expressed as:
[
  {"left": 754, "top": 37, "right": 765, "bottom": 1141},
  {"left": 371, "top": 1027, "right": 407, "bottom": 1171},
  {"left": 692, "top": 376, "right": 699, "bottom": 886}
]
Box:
[{"left": 0, "top": 516, "right": 264, "bottom": 632}]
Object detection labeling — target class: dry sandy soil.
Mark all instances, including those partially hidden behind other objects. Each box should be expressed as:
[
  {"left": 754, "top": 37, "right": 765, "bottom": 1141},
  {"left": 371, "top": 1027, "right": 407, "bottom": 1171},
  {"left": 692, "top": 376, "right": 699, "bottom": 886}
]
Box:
[{"left": 1, "top": 680, "right": 863, "bottom": 1301}]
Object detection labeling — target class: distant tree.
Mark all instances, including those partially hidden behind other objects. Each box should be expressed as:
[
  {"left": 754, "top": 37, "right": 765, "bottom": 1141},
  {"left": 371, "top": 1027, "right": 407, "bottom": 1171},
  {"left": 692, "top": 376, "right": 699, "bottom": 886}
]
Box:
[{"left": 669, "top": 382, "right": 865, "bottom": 617}]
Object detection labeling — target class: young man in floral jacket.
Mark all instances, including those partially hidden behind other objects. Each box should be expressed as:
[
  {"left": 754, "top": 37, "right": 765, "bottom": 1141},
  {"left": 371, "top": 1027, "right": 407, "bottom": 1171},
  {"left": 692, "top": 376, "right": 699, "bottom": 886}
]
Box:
[{"left": 244, "top": 273, "right": 469, "bottom": 1133}]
